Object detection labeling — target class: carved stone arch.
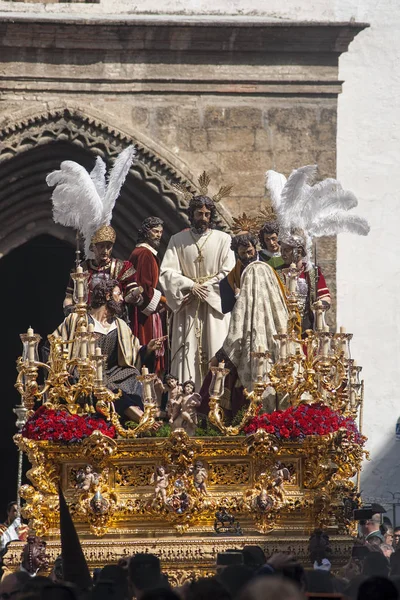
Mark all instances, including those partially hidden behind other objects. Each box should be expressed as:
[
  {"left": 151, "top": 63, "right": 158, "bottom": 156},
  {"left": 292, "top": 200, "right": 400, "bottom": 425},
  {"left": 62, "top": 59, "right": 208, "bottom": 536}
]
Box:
[{"left": 0, "top": 104, "right": 232, "bottom": 258}]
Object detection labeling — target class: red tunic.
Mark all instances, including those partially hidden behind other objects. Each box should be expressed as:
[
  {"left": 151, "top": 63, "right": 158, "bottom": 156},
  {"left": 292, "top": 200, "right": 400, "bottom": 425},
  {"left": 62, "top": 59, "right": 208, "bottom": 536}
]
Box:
[
  {"left": 129, "top": 244, "right": 166, "bottom": 375},
  {"left": 65, "top": 258, "right": 137, "bottom": 304}
]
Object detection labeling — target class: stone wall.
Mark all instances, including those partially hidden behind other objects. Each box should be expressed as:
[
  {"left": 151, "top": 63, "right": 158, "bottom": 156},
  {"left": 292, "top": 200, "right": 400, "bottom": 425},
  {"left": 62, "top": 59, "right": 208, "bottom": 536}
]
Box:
[{"left": 0, "top": 17, "right": 365, "bottom": 324}]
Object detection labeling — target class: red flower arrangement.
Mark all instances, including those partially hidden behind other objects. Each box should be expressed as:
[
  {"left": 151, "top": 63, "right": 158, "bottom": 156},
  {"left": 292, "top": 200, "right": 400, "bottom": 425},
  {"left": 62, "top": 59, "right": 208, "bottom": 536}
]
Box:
[
  {"left": 22, "top": 406, "right": 116, "bottom": 443},
  {"left": 244, "top": 403, "right": 365, "bottom": 445}
]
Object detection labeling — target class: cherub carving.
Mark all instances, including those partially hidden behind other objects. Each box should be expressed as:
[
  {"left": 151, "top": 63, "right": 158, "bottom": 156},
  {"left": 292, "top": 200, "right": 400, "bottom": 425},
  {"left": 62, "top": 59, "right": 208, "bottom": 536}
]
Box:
[
  {"left": 76, "top": 464, "right": 99, "bottom": 491},
  {"left": 150, "top": 466, "right": 170, "bottom": 505},
  {"left": 170, "top": 380, "right": 201, "bottom": 436},
  {"left": 191, "top": 460, "right": 208, "bottom": 495}
]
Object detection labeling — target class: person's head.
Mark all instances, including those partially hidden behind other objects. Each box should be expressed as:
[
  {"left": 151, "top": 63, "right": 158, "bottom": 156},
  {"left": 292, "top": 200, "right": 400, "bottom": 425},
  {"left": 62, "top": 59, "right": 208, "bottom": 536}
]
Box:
[
  {"left": 141, "top": 588, "right": 179, "bottom": 600},
  {"left": 6, "top": 501, "right": 18, "bottom": 525},
  {"left": 137, "top": 217, "right": 164, "bottom": 249},
  {"left": 186, "top": 577, "right": 231, "bottom": 600},
  {"left": 390, "top": 549, "right": 400, "bottom": 575},
  {"left": 382, "top": 524, "right": 394, "bottom": 547},
  {"left": 215, "top": 552, "right": 244, "bottom": 577},
  {"left": 183, "top": 380, "right": 195, "bottom": 395},
  {"left": 128, "top": 554, "right": 164, "bottom": 598},
  {"left": 259, "top": 222, "right": 280, "bottom": 254},
  {"left": 381, "top": 543, "right": 394, "bottom": 559},
  {"left": 363, "top": 513, "right": 382, "bottom": 536},
  {"left": 164, "top": 374, "right": 179, "bottom": 389},
  {"left": 394, "top": 527, "right": 400, "bottom": 549},
  {"left": 237, "top": 575, "right": 303, "bottom": 600},
  {"left": 217, "top": 565, "right": 254, "bottom": 597},
  {"left": 280, "top": 235, "right": 307, "bottom": 267},
  {"left": 362, "top": 551, "right": 389, "bottom": 577},
  {"left": 188, "top": 196, "right": 216, "bottom": 233},
  {"left": 0, "top": 571, "right": 31, "bottom": 600},
  {"left": 230, "top": 234, "right": 258, "bottom": 267},
  {"left": 242, "top": 546, "right": 266, "bottom": 571},
  {"left": 90, "top": 225, "right": 117, "bottom": 266},
  {"left": 356, "top": 576, "right": 398, "bottom": 600},
  {"left": 92, "top": 564, "right": 129, "bottom": 600},
  {"left": 90, "top": 280, "right": 123, "bottom": 317},
  {"left": 305, "top": 570, "right": 334, "bottom": 594}
]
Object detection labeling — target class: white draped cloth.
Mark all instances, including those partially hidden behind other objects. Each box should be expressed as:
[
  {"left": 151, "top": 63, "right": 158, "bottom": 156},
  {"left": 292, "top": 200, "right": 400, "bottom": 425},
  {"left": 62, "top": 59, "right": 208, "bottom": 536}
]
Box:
[
  {"left": 160, "top": 228, "right": 235, "bottom": 389},
  {"left": 222, "top": 261, "right": 289, "bottom": 390}
]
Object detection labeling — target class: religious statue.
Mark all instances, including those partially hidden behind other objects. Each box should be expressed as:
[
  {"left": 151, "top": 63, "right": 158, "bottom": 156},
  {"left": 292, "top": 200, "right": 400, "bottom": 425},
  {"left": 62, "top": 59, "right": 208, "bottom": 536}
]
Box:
[
  {"left": 164, "top": 374, "right": 182, "bottom": 420},
  {"left": 159, "top": 173, "right": 235, "bottom": 389},
  {"left": 169, "top": 380, "right": 201, "bottom": 436},
  {"left": 150, "top": 466, "right": 170, "bottom": 505},
  {"left": 90, "top": 490, "right": 109, "bottom": 515},
  {"left": 21, "top": 535, "right": 49, "bottom": 576},
  {"left": 52, "top": 279, "right": 163, "bottom": 425},
  {"left": 258, "top": 220, "right": 284, "bottom": 269},
  {"left": 191, "top": 460, "right": 208, "bottom": 495},
  {"left": 168, "top": 479, "right": 190, "bottom": 514},
  {"left": 76, "top": 465, "right": 99, "bottom": 492},
  {"left": 219, "top": 233, "right": 259, "bottom": 314},
  {"left": 46, "top": 147, "right": 142, "bottom": 318},
  {"left": 129, "top": 217, "right": 168, "bottom": 374},
  {"left": 255, "top": 489, "right": 274, "bottom": 512}
]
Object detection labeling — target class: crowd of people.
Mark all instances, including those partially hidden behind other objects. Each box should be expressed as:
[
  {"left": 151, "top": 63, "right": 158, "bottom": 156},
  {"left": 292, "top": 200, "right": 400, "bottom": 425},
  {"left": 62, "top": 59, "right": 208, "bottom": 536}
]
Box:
[{"left": 2, "top": 525, "right": 400, "bottom": 600}]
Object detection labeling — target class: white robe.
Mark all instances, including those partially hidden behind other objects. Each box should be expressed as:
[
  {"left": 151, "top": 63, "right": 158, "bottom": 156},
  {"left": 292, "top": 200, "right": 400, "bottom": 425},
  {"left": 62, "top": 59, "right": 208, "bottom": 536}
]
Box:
[{"left": 160, "top": 228, "right": 235, "bottom": 389}]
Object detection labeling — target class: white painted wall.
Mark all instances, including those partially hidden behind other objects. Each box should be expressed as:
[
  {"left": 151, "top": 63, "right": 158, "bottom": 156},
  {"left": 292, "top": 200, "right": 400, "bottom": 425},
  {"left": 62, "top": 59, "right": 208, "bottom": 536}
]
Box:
[
  {"left": 1, "top": 0, "right": 398, "bottom": 504},
  {"left": 336, "top": 1, "right": 400, "bottom": 506}
]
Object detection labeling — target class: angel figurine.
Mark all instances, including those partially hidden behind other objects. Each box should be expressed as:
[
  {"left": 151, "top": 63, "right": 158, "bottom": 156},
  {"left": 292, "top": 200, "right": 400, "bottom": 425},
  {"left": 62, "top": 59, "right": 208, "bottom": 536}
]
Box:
[
  {"left": 192, "top": 460, "right": 208, "bottom": 495},
  {"left": 165, "top": 374, "right": 182, "bottom": 422},
  {"left": 76, "top": 465, "right": 99, "bottom": 492},
  {"left": 150, "top": 466, "right": 170, "bottom": 505},
  {"left": 170, "top": 380, "right": 201, "bottom": 436}
]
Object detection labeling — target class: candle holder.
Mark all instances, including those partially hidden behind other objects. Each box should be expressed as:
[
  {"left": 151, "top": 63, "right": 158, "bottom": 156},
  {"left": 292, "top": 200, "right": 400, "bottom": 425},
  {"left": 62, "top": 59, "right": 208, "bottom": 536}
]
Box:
[
  {"left": 251, "top": 348, "right": 271, "bottom": 385},
  {"left": 20, "top": 329, "right": 41, "bottom": 364},
  {"left": 312, "top": 300, "right": 328, "bottom": 332},
  {"left": 71, "top": 266, "right": 90, "bottom": 305}
]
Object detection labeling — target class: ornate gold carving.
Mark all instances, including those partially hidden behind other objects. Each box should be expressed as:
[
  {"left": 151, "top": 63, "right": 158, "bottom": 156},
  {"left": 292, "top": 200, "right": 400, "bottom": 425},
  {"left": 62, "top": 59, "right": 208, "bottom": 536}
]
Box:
[{"left": 208, "top": 463, "right": 250, "bottom": 486}]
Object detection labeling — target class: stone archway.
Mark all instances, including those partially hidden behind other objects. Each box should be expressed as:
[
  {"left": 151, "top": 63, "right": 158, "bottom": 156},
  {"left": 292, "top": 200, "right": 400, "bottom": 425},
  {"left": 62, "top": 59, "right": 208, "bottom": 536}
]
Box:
[{"left": 0, "top": 104, "right": 232, "bottom": 258}]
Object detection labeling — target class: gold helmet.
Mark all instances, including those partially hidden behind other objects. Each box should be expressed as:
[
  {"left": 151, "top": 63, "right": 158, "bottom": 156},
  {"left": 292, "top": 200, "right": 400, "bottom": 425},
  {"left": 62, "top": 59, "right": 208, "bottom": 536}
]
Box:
[{"left": 90, "top": 225, "right": 116, "bottom": 247}]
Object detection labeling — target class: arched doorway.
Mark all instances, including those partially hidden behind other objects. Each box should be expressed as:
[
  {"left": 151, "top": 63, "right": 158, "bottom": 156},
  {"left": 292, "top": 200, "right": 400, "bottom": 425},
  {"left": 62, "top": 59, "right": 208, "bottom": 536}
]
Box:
[
  {"left": 0, "top": 105, "right": 231, "bottom": 258},
  {"left": 0, "top": 235, "right": 75, "bottom": 506}
]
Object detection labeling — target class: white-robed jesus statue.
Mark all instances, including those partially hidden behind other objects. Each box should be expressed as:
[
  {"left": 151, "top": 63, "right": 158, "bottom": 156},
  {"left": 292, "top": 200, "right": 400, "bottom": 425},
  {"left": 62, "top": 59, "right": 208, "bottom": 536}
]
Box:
[{"left": 160, "top": 195, "right": 235, "bottom": 389}]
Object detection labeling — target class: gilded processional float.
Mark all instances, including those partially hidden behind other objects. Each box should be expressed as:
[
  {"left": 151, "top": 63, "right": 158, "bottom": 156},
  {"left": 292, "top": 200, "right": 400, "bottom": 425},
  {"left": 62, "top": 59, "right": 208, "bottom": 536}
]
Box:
[{"left": 5, "top": 157, "right": 369, "bottom": 582}]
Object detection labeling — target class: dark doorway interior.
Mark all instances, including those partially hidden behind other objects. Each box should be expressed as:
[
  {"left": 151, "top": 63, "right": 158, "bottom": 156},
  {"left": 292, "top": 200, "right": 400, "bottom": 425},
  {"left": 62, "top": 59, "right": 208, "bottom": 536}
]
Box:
[{"left": 0, "top": 234, "right": 74, "bottom": 513}]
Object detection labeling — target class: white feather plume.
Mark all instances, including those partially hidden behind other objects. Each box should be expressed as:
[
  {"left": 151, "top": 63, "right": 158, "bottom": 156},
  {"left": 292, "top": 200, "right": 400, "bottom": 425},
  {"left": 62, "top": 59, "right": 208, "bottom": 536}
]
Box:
[
  {"left": 265, "top": 170, "right": 287, "bottom": 210},
  {"left": 89, "top": 156, "right": 107, "bottom": 199},
  {"left": 103, "top": 146, "right": 136, "bottom": 225},
  {"left": 278, "top": 165, "right": 318, "bottom": 229},
  {"left": 265, "top": 164, "right": 370, "bottom": 269},
  {"left": 46, "top": 146, "right": 137, "bottom": 259},
  {"left": 309, "top": 211, "right": 370, "bottom": 238}
]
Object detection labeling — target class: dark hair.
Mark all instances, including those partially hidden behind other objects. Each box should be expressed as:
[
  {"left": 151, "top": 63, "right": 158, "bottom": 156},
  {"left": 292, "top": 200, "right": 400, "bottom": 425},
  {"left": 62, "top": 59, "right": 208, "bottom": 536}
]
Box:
[
  {"left": 90, "top": 279, "right": 120, "bottom": 309},
  {"left": 230, "top": 233, "right": 258, "bottom": 254},
  {"left": 188, "top": 196, "right": 217, "bottom": 227},
  {"left": 7, "top": 500, "right": 17, "bottom": 513},
  {"left": 128, "top": 553, "right": 163, "bottom": 592},
  {"left": 362, "top": 552, "right": 389, "bottom": 577},
  {"left": 390, "top": 549, "right": 400, "bottom": 575},
  {"left": 259, "top": 221, "right": 279, "bottom": 248},
  {"left": 357, "top": 576, "right": 398, "bottom": 600},
  {"left": 217, "top": 565, "right": 254, "bottom": 597},
  {"left": 137, "top": 217, "right": 164, "bottom": 243},
  {"left": 141, "top": 588, "right": 179, "bottom": 600},
  {"left": 186, "top": 577, "right": 231, "bottom": 600},
  {"left": 164, "top": 374, "right": 179, "bottom": 383},
  {"left": 242, "top": 546, "right": 266, "bottom": 570},
  {"left": 182, "top": 380, "right": 195, "bottom": 391}
]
